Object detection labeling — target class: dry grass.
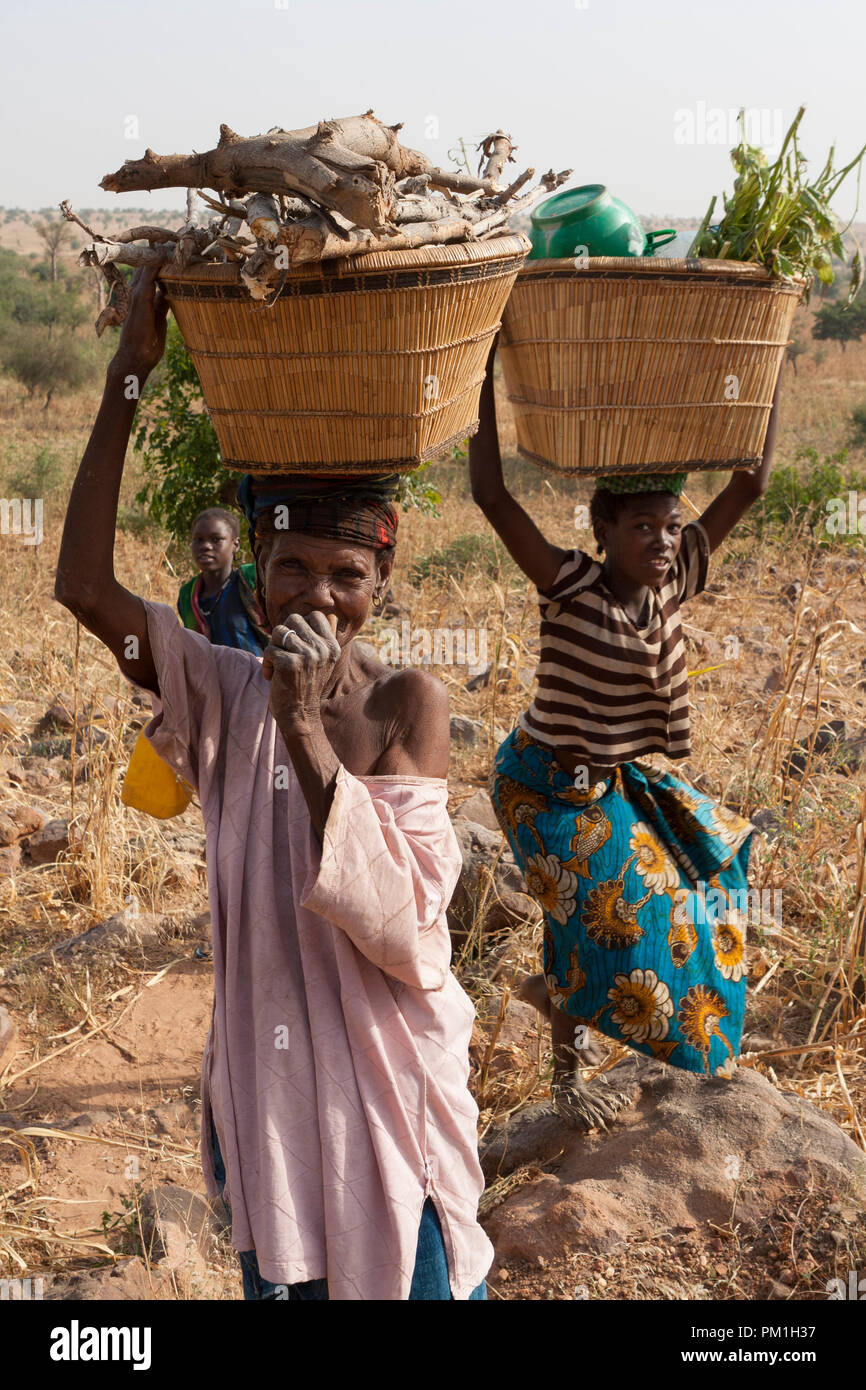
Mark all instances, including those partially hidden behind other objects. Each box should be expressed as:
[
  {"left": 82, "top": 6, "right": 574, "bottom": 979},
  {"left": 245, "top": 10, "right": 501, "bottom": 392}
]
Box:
[{"left": 0, "top": 311, "right": 865, "bottom": 1293}]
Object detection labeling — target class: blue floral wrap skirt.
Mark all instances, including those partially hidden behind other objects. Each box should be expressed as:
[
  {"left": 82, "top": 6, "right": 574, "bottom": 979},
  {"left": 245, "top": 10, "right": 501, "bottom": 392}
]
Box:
[{"left": 489, "top": 728, "right": 755, "bottom": 1077}]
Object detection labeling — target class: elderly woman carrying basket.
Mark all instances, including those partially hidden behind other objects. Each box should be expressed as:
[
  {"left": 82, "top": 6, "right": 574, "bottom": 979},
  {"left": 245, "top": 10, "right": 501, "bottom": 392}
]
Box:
[{"left": 55, "top": 267, "right": 492, "bottom": 1301}]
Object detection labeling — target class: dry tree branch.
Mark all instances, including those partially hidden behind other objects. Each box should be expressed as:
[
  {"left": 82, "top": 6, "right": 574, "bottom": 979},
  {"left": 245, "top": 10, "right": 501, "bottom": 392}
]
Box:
[
  {"left": 473, "top": 168, "right": 571, "bottom": 236},
  {"left": 79, "top": 242, "right": 173, "bottom": 269},
  {"left": 58, "top": 200, "right": 102, "bottom": 241},
  {"left": 427, "top": 167, "right": 502, "bottom": 196},
  {"left": 94, "top": 264, "right": 131, "bottom": 337},
  {"left": 197, "top": 190, "right": 247, "bottom": 218},
  {"left": 70, "top": 115, "right": 570, "bottom": 325},
  {"left": 394, "top": 195, "right": 455, "bottom": 224},
  {"left": 496, "top": 167, "right": 535, "bottom": 205},
  {"left": 478, "top": 130, "right": 516, "bottom": 185},
  {"left": 99, "top": 113, "right": 427, "bottom": 233}
]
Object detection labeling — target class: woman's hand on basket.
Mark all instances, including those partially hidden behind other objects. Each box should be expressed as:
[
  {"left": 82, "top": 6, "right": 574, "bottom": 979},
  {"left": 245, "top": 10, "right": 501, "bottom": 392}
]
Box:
[
  {"left": 111, "top": 266, "right": 169, "bottom": 383},
  {"left": 263, "top": 612, "right": 341, "bottom": 730}
]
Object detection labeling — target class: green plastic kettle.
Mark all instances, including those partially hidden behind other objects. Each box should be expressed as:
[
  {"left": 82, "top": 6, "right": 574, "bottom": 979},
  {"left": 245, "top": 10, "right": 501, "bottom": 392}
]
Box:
[{"left": 528, "top": 184, "right": 676, "bottom": 260}]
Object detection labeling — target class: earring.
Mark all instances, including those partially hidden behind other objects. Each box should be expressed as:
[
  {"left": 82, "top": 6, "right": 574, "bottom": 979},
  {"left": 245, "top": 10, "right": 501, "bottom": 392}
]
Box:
[{"left": 372, "top": 590, "right": 385, "bottom": 610}]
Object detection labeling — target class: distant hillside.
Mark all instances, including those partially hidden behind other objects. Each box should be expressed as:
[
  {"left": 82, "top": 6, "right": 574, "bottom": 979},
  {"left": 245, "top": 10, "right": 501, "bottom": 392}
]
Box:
[
  {"left": 2, "top": 207, "right": 863, "bottom": 280},
  {"left": 0, "top": 208, "right": 189, "bottom": 264}
]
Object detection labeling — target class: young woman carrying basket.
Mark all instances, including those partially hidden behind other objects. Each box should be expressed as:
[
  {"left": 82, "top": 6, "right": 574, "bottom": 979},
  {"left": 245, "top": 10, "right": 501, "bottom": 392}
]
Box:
[{"left": 470, "top": 344, "right": 783, "bottom": 1129}]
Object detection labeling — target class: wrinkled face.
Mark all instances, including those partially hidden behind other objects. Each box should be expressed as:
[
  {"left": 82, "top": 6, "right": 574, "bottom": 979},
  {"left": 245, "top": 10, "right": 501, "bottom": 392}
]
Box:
[
  {"left": 259, "top": 531, "right": 394, "bottom": 644},
  {"left": 594, "top": 494, "right": 684, "bottom": 588},
  {"left": 191, "top": 517, "right": 238, "bottom": 575}
]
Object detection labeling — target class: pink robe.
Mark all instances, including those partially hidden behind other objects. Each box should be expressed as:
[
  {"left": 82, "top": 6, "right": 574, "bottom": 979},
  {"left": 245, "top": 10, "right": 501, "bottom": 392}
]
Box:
[{"left": 137, "top": 601, "right": 493, "bottom": 1300}]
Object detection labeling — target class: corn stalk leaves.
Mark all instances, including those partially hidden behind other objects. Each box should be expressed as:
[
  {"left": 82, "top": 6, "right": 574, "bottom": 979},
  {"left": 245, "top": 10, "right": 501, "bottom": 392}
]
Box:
[{"left": 692, "top": 106, "right": 866, "bottom": 304}]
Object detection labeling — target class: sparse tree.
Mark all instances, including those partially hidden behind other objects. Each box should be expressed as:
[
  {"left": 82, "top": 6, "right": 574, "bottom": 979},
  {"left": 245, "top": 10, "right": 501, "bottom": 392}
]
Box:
[
  {"left": 34, "top": 216, "right": 76, "bottom": 282},
  {"left": 812, "top": 299, "right": 866, "bottom": 353},
  {"left": 2, "top": 322, "right": 95, "bottom": 407}
]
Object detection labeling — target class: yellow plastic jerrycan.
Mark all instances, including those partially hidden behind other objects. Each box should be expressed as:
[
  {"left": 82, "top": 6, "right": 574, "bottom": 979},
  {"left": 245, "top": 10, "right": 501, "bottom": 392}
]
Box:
[{"left": 121, "top": 730, "right": 194, "bottom": 819}]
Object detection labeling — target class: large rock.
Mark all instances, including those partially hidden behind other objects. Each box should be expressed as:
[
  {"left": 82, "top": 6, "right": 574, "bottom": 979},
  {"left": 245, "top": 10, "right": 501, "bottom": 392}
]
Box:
[
  {"left": 447, "top": 818, "right": 541, "bottom": 940},
  {"left": 0, "top": 804, "right": 46, "bottom": 845},
  {"left": 17, "top": 757, "right": 56, "bottom": 792},
  {"left": 0, "top": 815, "right": 20, "bottom": 847},
  {"left": 482, "top": 1060, "right": 866, "bottom": 1265},
  {"left": 465, "top": 663, "right": 534, "bottom": 693},
  {"left": 783, "top": 720, "right": 866, "bottom": 778},
  {"left": 456, "top": 789, "right": 501, "bottom": 833},
  {"left": 140, "top": 1183, "right": 226, "bottom": 1278},
  {"left": 465, "top": 664, "right": 512, "bottom": 693},
  {"left": 23, "top": 818, "right": 69, "bottom": 865},
  {"left": 35, "top": 694, "right": 76, "bottom": 734},
  {"left": 127, "top": 832, "right": 204, "bottom": 892},
  {"left": 450, "top": 715, "right": 483, "bottom": 748},
  {"left": 449, "top": 717, "right": 510, "bottom": 751},
  {"left": 148, "top": 1100, "right": 196, "bottom": 1140}
]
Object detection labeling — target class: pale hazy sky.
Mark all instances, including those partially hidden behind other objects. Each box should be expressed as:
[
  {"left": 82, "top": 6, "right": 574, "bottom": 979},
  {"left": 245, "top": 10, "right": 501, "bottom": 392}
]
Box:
[{"left": 2, "top": 0, "right": 864, "bottom": 221}]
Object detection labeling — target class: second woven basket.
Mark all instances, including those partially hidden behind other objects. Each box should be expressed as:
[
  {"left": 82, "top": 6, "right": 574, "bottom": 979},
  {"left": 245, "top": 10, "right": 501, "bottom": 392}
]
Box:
[{"left": 499, "top": 256, "right": 802, "bottom": 476}]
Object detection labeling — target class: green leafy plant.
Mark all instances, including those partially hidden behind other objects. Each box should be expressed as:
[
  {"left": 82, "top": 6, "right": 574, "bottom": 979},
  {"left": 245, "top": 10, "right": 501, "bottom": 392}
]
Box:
[
  {"left": 395, "top": 460, "right": 442, "bottom": 516},
  {"left": 4, "top": 444, "right": 63, "bottom": 497},
  {"left": 101, "top": 1186, "right": 143, "bottom": 1255},
  {"left": 133, "top": 320, "right": 237, "bottom": 546},
  {"left": 0, "top": 246, "right": 99, "bottom": 406},
  {"left": 689, "top": 106, "right": 865, "bottom": 304},
  {"left": 744, "top": 446, "right": 866, "bottom": 543},
  {"left": 0, "top": 248, "right": 89, "bottom": 334}
]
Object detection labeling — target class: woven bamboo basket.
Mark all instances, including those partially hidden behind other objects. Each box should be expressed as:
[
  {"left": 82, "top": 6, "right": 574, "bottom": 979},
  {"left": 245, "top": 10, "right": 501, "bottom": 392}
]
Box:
[
  {"left": 499, "top": 256, "right": 803, "bottom": 476},
  {"left": 158, "top": 234, "right": 529, "bottom": 474}
]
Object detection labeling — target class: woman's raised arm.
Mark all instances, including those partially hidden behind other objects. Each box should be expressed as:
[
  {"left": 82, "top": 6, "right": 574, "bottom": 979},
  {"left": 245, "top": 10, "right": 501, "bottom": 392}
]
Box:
[
  {"left": 469, "top": 344, "right": 570, "bottom": 592},
  {"left": 696, "top": 370, "right": 784, "bottom": 554},
  {"left": 54, "top": 267, "right": 169, "bottom": 693}
]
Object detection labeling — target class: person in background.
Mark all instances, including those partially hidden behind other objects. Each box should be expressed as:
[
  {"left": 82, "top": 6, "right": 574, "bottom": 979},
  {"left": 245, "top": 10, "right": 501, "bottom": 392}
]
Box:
[
  {"left": 177, "top": 509, "right": 269, "bottom": 963},
  {"left": 178, "top": 509, "right": 269, "bottom": 653}
]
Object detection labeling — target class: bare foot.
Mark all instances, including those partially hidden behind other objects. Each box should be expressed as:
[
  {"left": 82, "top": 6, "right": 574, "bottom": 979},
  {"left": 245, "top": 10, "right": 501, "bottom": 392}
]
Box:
[
  {"left": 515, "top": 973, "right": 551, "bottom": 1021},
  {"left": 551, "top": 1075, "right": 635, "bottom": 1132}
]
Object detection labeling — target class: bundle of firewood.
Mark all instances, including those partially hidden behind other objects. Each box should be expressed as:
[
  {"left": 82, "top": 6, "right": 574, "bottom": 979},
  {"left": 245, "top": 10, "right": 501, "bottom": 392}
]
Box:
[{"left": 62, "top": 112, "right": 570, "bottom": 331}]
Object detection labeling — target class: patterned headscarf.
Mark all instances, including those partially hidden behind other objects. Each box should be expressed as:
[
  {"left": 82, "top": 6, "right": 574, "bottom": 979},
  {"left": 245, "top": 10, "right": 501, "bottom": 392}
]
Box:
[
  {"left": 236, "top": 473, "right": 400, "bottom": 558},
  {"left": 599, "top": 473, "right": 688, "bottom": 496}
]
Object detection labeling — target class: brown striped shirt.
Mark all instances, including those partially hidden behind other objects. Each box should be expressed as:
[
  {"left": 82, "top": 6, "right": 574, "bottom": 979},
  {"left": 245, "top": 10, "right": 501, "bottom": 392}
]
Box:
[{"left": 519, "top": 520, "right": 710, "bottom": 767}]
